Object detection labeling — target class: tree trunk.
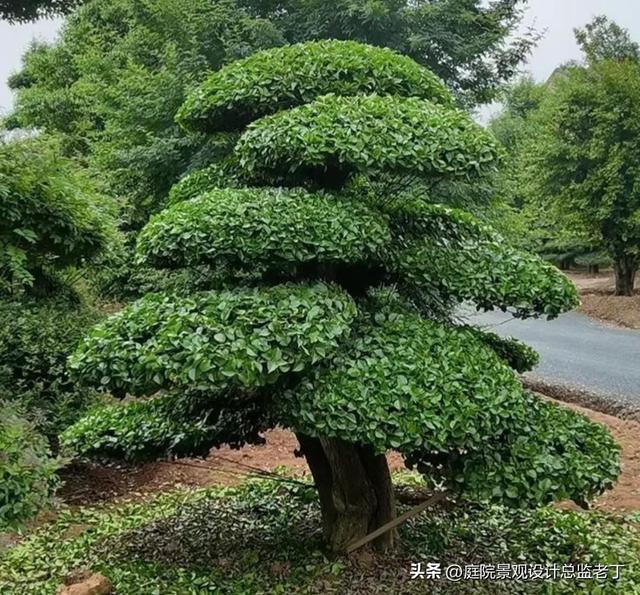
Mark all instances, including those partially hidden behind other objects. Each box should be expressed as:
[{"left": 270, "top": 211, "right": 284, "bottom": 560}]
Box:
[
  {"left": 614, "top": 255, "right": 637, "bottom": 296},
  {"left": 296, "top": 433, "right": 397, "bottom": 553}
]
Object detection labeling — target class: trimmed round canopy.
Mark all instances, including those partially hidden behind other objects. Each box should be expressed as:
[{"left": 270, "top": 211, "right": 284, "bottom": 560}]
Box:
[
  {"left": 69, "top": 283, "right": 357, "bottom": 397},
  {"left": 177, "top": 40, "right": 453, "bottom": 133},
  {"left": 137, "top": 187, "right": 391, "bottom": 273},
  {"left": 235, "top": 95, "right": 501, "bottom": 187}
]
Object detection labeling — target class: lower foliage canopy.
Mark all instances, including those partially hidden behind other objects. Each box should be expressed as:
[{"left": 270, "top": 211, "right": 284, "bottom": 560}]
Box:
[{"left": 61, "top": 390, "right": 273, "bottom": 460}]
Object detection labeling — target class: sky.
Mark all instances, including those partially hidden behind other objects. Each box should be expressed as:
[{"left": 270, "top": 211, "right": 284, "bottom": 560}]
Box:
[{"left": 1, "top": 0, "right": 640, "bottom": 116}]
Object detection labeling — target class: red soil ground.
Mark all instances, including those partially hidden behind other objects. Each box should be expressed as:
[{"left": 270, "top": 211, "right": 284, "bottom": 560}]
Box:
[{"left": 58, "top": 399, "right": 640, "bottom": 514}]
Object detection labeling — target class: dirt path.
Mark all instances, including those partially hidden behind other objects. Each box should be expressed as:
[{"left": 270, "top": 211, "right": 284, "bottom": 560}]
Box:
[
  {"left": 567, "top": 272, "right": 640, "bottom": 329},
  {"left": 58, "top": 399, "right": 640, "bottom": 515}
]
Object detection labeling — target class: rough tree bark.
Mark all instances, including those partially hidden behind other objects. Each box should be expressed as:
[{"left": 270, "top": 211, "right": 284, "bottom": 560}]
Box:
[
  {"left": 614, "top": 255, "right": 637, "bottom": 296},
  {"left": 296, "top": 433, "right": 397, "bottom": 553}
]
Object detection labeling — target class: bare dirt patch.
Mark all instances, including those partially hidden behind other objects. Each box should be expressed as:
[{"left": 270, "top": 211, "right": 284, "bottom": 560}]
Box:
[
  {"left": 58, "top": 405, "right": 640, "bottom": 514},
  {"left": 565, "top": 272, "right": 640, "bottom": 329},
  {"left": 578, "top": 294, "right": 640, "bottom": 329}
]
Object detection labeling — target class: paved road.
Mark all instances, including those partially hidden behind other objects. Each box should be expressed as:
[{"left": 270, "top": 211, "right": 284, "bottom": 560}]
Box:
[{"left": 464, "top": 309, "right": 640, "bottom": 405}]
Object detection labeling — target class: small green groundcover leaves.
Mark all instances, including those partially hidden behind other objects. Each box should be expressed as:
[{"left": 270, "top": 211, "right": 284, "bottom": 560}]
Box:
[
  {"left": 69, "top": 283, "right": 357, "bottom": 397},
  {"left": 177, "top": 40, "right": 453, "bottom": 132},
  {"left": 236, "top": 94, "right": 501, "bottom": 187},
  {"left": 61, "top": 391, "right": 274, "bottom": 461},
  {"left": 137, "top": 187, "right": 391, "bottom": 272},
  {"left": 1, "top": 479, "right": 638, "bottom": 594},
  {"left": 0, "top": 402, "right": 59, "bottom": 529}
]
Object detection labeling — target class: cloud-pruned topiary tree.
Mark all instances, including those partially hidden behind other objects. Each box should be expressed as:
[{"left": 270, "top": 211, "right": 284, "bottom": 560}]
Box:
[{"left": 62, "top": 41, "right": 620, "bottom": 553}]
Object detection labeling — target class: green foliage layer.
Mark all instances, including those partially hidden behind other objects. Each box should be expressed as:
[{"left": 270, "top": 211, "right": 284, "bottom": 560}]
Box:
[
  {"left": 70, "top": 283, "right": 356, "bottom": 397},
  {"left": 236, "top": 94, "right": 501, "bottom": 187},
  {"left": 137, "top": 187, "right": 390, "bottom": 273},
  {"left": 166, "top": 162, "right": 238, "bottom": 206},
  {"left": 387, "top": 202, "right": 579, "bottom": 318},
  {"left": 0, "top": 402, "right": 59, "bottom": 528},
  {"left": 177, "top": 40, "right": 452, "bottom": 132},
  {"left": 238, "top": 0, "right": 537, "bottom": 107},
  {"left": 61, "top": 391, "right": 273, "bottom": 461}
]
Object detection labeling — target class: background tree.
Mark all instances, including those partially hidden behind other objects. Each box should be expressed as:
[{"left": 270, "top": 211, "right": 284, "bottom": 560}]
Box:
[
  {"left": 491, "top": 16, "right": 640, "bottom": 290},
  {"left": 62, "top": 42, "right": 619, "bottom": 553},
  {"left": 0, "top": 0, "right": 79, "bottom": 22},
  {"left": 489, "top": 77, "right": 608, "bottom": 270},
  {"left": 6, "top": 0, "right": 536, "bottom": 232},
  {"left": 574, "top": 14, "right": 640, "bottom": 64},
  {"left": 7, "top": 0, "right": 283, "bottom": 229},
  {"left": 239, "top": 0, "right": 538, "bottom": 106},
  {"left": 534, "top": 59, "right": 640, "bottom": 294}
]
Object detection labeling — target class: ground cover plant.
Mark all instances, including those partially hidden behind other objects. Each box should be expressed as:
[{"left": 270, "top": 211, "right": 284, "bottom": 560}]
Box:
[
  {"left": 1, "top": 478, "right": 638, "bottom": 594},
  {"left": 59, "top": 40, "right": 621, "bottom": 555}
]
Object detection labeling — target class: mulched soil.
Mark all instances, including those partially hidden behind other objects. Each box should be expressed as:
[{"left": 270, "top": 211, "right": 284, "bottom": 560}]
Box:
[{"left": 58, "top": 401, "right": 640, "bottom": 513}]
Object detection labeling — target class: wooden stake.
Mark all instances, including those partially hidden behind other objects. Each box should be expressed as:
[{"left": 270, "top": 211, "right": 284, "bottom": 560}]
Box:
[{"left": 345, "top": 491, "right": 446, "bottom": 554}]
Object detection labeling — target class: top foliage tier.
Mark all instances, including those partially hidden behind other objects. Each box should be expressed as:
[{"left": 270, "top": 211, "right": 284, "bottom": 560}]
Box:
[{"left": 176, "top": 40, "right": 453, "bottom": 132}]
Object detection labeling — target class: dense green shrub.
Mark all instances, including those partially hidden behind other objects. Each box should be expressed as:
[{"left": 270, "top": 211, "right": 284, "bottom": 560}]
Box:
[
  {"left": 177, "top": 40, "right": 452, "bottom": 132},
  {"left": 0, "top": 402, "right": 59, "bottom": 528},
  {"left": 0, "top": 298, "right": 102, "bottom": 441},
  {"left": 65, "top": 41, "right": 617, "bottom": 553},
  {"left": 0, "top": 137, "right": 111, "bottom": 296}
]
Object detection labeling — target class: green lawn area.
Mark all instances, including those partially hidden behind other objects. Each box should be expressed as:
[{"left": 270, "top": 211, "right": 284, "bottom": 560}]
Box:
[{"left": 1, "top": 476, "right": 639, "bottom": 594}]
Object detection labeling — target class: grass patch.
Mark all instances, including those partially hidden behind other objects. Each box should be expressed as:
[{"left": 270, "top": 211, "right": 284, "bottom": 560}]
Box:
[{"left": 1, "top": 477, "right": 639, "bottom": 594}]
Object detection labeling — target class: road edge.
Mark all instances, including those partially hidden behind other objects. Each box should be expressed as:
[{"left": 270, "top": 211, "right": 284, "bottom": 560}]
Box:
[{"left": 524, "top": 378, "right": 640, "bottom": 421}]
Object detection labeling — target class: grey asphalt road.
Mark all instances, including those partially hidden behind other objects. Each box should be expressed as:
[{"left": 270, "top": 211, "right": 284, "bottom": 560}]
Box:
[{"left": 464, "top": 309, "right": 640, "bottom": 405}]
